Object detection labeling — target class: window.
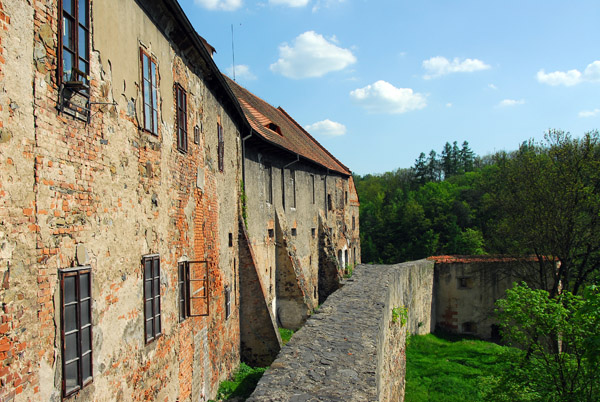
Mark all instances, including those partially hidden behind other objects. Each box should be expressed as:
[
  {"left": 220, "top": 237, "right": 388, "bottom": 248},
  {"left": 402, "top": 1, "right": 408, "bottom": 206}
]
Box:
[
  {"left": 60, "top": 266, "right": 92, "bottom": 397},
  {"left": 458, "top": 277, "right": 473, "bottom": 289},
  {"left": 228, "top": 233, "right": 233, "bottom": 247},
  {"left": 143, "top": 255, "right": 161, "bottom": 343},
  {"left": 194, "top": 125, "right": 200, "bottom": 144},
  {"left": 268, "top": 228, "right": 274, "bottom": 238},
  {"left": 141, "top": 49, "right": 158, "bottom": 134},
  {"left": 60, "top": 0, "right": 90, "bottom": 87},
  {"left": 217, "top": 122, "right": 224, "bottom": 172},
  {"left": 311, "top": 174, "right": 315, "bottom": 204},
  {"left": 291, "top": 170, "right": 296, "bottom": 209},
  {"left": 291, "top": 228, "right": 297, "bottom": 236},
  {"left": 264, "top": 162, "right": 273, "bottom": 204},
  {"left": 352, "top": 216, "right": 356, "bottom": 230},
  {"left": 311, "top": 228, "right": 316, "bottom": 238},
  {"left": 345, "top": 191, "right": 348, "bottom": 205},
  {"left": 178, "top": 262, "right": 190, "bottom": 321},
  {"left": 328, "top": 194, "right": 333, "bottom": 211},
  {"left": 225, "top": 286, "right": 231, "bottom": 319},
  {"left": 178, "top": 260, "right": 210, "bottom": 320},
  {"left": 175, "top": 84, "right": 187, "bottom": 153}
]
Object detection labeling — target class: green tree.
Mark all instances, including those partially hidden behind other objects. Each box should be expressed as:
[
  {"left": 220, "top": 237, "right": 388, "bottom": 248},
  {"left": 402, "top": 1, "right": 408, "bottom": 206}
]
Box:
[
  {"left": 492, "top": 130, "right": 600, "bottom": 295},
  {"left": 485, "top": 283, "right": 600, "bottom": 402}
]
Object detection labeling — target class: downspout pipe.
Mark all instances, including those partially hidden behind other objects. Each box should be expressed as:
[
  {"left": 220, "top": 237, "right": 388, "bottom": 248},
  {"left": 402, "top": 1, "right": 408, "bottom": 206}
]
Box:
[
  {"left": 241, "top": 130, "right": 252, "bottom": 186},
  {"left": 283, "top": 154, "right": 300, "bottom": 170},
  {"left": 324, "top": 168, "right": 330, "bottom": 218}
]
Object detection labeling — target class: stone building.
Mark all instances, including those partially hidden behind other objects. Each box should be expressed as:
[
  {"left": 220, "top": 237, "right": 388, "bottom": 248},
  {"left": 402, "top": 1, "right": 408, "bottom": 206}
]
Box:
[
  {"left": 226, "top": 77, "right": 361, "bottom": 365},
  {"left": 0, "top": 0, "right": 359, "bottom": 400}
]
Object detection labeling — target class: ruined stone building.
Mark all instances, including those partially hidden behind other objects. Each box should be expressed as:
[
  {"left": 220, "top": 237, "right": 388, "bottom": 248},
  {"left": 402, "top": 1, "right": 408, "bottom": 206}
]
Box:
[{"left": 0, "top": 0, "right": 359, "bottom": 400}]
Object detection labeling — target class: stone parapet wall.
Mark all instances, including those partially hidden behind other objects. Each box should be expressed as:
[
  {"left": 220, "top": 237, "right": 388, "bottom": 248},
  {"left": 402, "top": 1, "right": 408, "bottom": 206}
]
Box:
[{"left": 247, "top": 260, "right": 434, "bottom": 402}]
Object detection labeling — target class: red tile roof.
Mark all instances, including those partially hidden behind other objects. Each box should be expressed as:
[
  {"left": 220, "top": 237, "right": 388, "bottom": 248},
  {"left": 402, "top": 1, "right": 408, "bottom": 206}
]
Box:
[
  {"left": 428, "top": 255, "right": 543, "bottom": 264},
  {"left": 224, "top": 76, "right": 351, "bottom": 176}
]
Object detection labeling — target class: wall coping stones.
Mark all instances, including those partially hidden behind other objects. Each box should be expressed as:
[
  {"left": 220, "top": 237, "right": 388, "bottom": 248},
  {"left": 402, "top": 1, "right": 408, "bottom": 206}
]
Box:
[{"left": 247, "top": 260, "right": 434, "bottom": 402}]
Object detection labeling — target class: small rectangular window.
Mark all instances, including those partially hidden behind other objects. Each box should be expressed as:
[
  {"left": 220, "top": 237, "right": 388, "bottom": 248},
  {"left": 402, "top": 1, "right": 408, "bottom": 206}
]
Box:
[
  {"left": 217, "top": 122, "right": 224, "bottom": 172},
  {"left": 345, "top": 191, "right": 348, "bottom": 205},
  {"left": 458, "top": 277, "right": 473, "bottom": 289},
  {"left": 327, "top": 194, "right": 333, "bottom": 211},
  {"left": 60, "top": 266, "right": 93, "bottom": 397},
  {"left": 291, "top": 228, "right": 297, "bottom": 236},
  {"left": 352, "top": 216, "right": 356, "bottom": 230},
  {"left": 60, "top": 0, "right": 90, "bottom": 87},
  {"left": 141, "top": 49, "right": 158, "bottom": 134},
  {"left": 175, "top": 84, "right": 187, "bottom": 153},
  {"left": 228, "top": 233, "right": 233, "bottom": 247},
  {"left": 143, "top": 254, "right": 161, "bottom": 343},
  {"left": 311, "top": 228, "right": 316, "bottom": 238},
  {"left": 268, "top": 228, "right": 274, "bottom": 238}
]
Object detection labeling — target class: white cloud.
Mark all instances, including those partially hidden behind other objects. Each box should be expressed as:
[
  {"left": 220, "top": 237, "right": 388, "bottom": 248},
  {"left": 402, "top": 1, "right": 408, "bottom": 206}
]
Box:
[
  {"left": 312, "top": 0, "right": 345, "bottom": 12},
  {"left": 269, "top": 0, "right": 309, "bottom": 7},
  {"left": 305, "top": 119, "right": 347, "bottom": 136},
  {"left": 226, "top": 64, "right": 256, "bottom": 81},
  {"left": 270, "top": 31, "right": 356, "bottom": 79},
  {"left": 488, "top": 83, "right": 498, "bottom": 90},
  {"left": 446, "top": 103, "right": 453, "bottom": 108},
  {"left": 578, "top": 108, "right": 600, "bottom": 118},
  {"left": 498, "top": 99, "right": 525, "bottom": 107},
  {"left": 193, "top": 0, "right": 242, "bottom": 11},
  {"left": 350, "top": 80, "right": 427, "bottom": 114},
  {"left": 422, "top": 56, "right": 490, "bottom": 79},
  {"left": 536, "top": 60, "right": 600, "bottom": 86}
]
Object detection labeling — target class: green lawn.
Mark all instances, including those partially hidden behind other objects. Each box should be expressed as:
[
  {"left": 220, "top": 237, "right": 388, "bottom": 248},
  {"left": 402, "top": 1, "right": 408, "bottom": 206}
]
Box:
[
  {"left": 405, "top": 333, "right": 507, "bottom": 402},
  {"left": 214, "top": 363, "right": 268, "bottom": 401}
]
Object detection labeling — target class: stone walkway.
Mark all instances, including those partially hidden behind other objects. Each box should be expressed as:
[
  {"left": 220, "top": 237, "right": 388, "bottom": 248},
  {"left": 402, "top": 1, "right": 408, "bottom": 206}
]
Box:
[{"left": 247, "top": 264, "right": 403, "bottom": 402}]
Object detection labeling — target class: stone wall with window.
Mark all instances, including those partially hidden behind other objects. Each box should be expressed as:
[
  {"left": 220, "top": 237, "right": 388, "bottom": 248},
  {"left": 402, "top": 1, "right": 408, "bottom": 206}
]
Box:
[{"left": 0, "top": 0, "right": 243, "bottom": 400}]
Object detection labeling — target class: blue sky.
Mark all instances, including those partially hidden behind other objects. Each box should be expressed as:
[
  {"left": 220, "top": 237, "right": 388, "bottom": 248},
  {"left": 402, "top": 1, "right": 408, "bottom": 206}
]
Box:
[{"left": 180, "top": 0, "right": 600, "bottom": 175}]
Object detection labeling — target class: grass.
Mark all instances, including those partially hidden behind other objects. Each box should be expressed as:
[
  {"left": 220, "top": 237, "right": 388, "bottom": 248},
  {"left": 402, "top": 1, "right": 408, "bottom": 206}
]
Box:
[
  {"left": 405, "top": 332, "right": 508, "bottom": 402},
  {"left": 278, "top": 327, "right": 294, "bottom": 345},
  {"left": 214, "top": 363, "right": 267, "bottom": 401}
]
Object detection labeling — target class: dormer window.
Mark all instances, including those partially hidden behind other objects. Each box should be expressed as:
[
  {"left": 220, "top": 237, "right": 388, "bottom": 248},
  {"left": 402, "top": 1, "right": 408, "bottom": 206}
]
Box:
[{"left": 266, "top": 122, "right": 282, "bottom": 135}]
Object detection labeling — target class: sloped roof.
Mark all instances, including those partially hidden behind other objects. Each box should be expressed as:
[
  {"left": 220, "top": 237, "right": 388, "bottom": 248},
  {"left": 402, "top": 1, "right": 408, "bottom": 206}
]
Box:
[{"left": 224, "top": 76, "right": 351, "bottom": 176}]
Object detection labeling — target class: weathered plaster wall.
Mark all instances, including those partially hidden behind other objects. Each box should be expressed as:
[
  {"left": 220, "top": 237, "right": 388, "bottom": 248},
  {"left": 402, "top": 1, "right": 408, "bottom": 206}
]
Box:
[
  {"left": 1, "top": 0, "right": 242, "bottom": 400},
  {"left": 248, "top": 260, "right": 434, "bottom": 402},
  {"left": 432, "top": 257, "right": 522, "bottom": 339},
  {"left": 241, "top": 144, "right": 357, "bottom": 331}
]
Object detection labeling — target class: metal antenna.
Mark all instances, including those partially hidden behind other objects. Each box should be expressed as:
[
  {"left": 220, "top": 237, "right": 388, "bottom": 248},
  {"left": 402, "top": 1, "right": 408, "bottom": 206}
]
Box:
[{"left": 231, "top": 24, "right": 236, "bottom": 81}]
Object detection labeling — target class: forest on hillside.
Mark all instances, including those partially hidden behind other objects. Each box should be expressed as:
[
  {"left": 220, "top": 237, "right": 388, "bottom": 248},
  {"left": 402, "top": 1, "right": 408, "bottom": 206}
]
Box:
[{"left": 355, "top": 130, "right": 600, "bottom": 294}]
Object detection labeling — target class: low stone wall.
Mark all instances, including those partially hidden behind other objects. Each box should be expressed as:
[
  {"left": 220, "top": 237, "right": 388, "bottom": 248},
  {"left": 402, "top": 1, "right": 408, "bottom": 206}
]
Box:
[{"left": 247, "top": 260, "right": 434, "bottom": 402}]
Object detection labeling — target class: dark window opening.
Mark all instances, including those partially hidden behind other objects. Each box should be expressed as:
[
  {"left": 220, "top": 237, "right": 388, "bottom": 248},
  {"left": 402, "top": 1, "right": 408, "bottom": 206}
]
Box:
[
  {"left": 352, "top": 216, "right": 356, "bottom": 230},
  {"left": 228, "top": 233, "right": 233, "bottom": 247},
  {"left": 143, "top": 255, "right": 162, "bottom": 343},
  {"left": 314, "top": 286, "right": 317, "bottom": 299},
  {"left": 345, "top": 191, "right": 348, "bottom": 205},
  {"left": 327, "top": 194, "right": 333, "bottom": 211},
  {"left": 175, "top": 85, "right": 187, "bottom": 153},
  {"left": 266, "top": 122, "right": 282, "bottom": 135},
  {"left": 491, "top": 324, "right": 501, "bottom": 340},
  {"left": 458, "top": 277, "right": 473, "bottom": 289},
  {"left": 462, "top": 322, "right": 476, "bottom": 334},
  {"left": 178, "top": 261, "right": 190, "bottom": 322},
  {"left": 141, "top": 49, "right": 158, "bottom": 134},
  {"left": 291, "top": 228, "right": 297, "bottom": 236},
  {"left": 268, "top": 228, "right": 274, "bottom": 238},
  {"left": 60, "top": 266, "right": 93, "bottom": 397},
  {"left": 311, "top": 228, "right": 316, "bottom": 238},
  {"left": 217, "top": 122, "right": 224, "bottom": 172},
  {"left": 194, "top": 125, "right": 200, "bottom": 144}
]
